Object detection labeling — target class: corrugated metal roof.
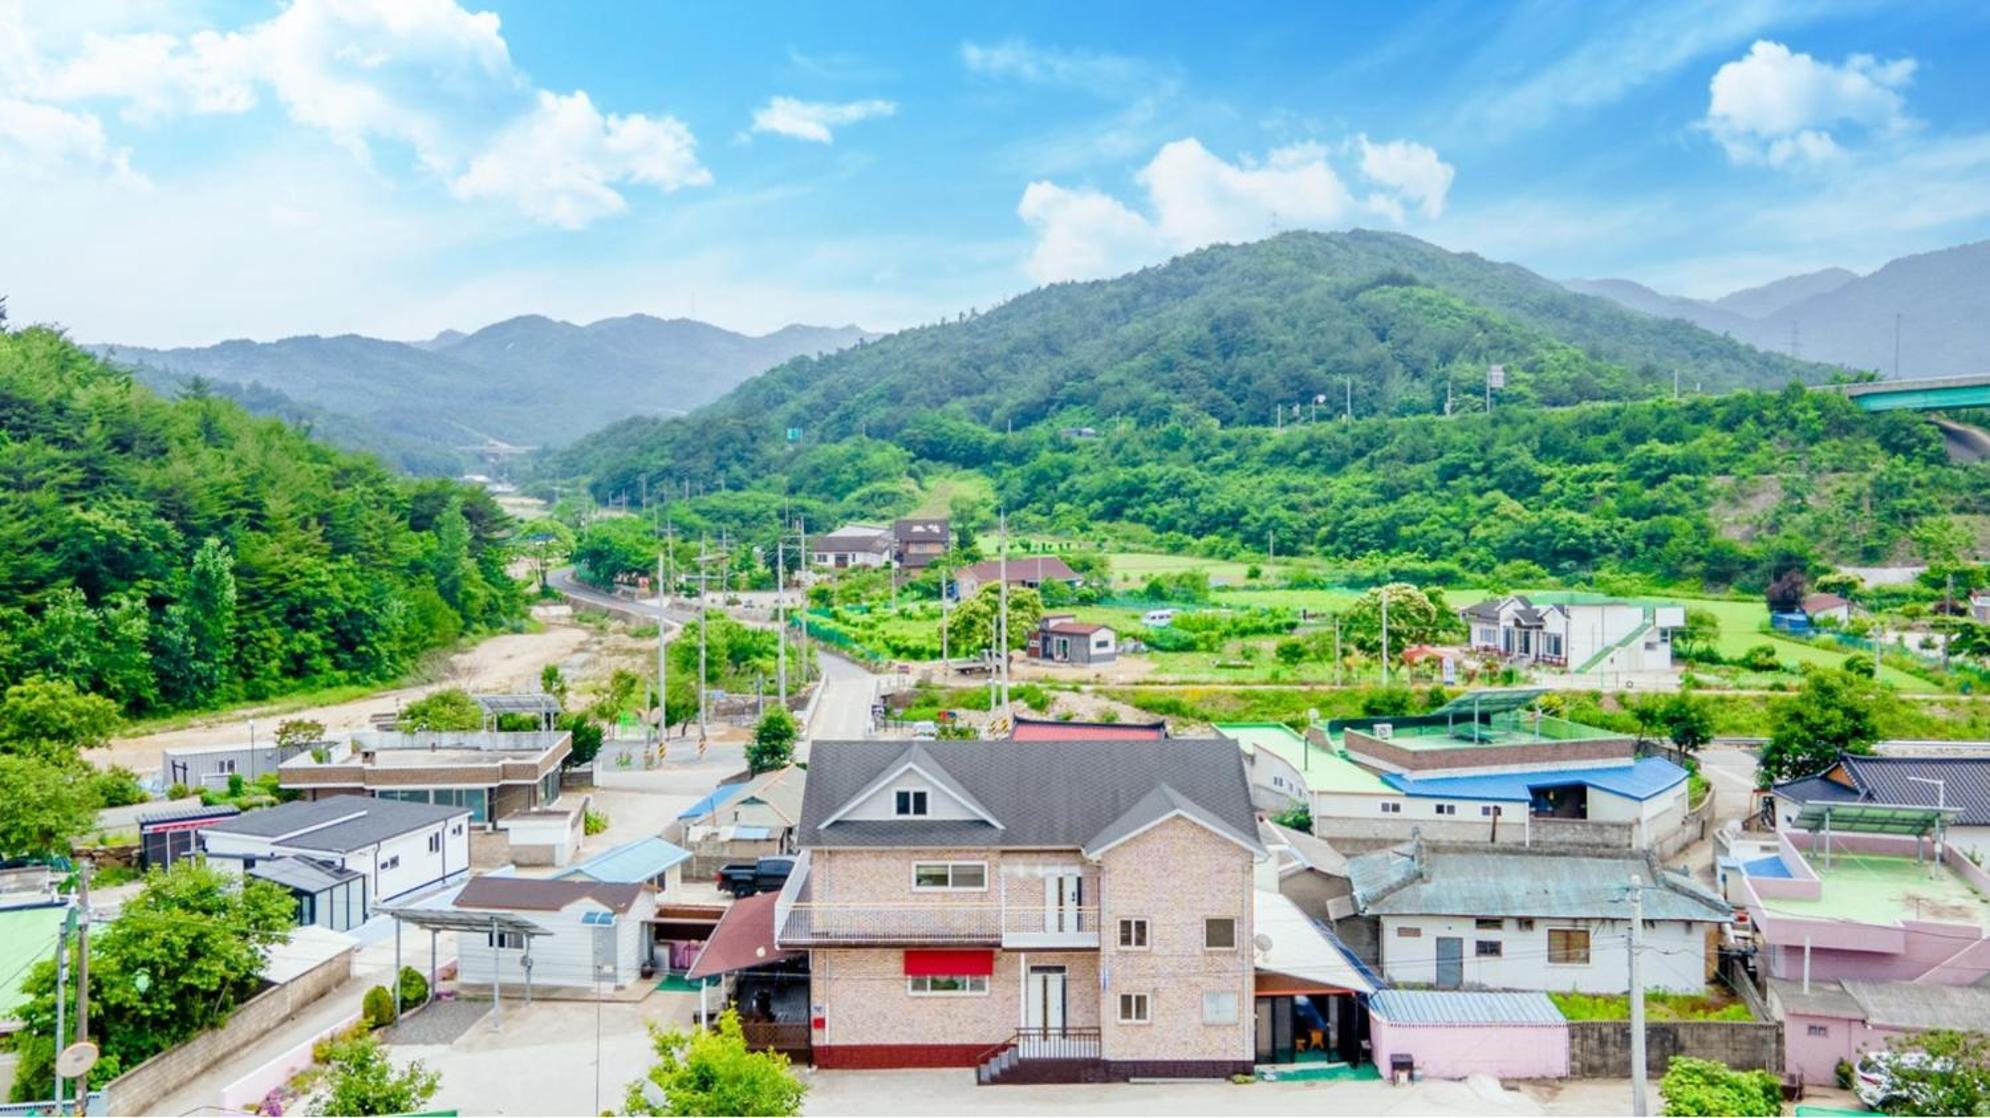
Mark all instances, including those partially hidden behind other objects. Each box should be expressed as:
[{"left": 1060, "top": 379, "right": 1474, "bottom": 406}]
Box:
[
  {"left": 558, "top": 836, "right": 690, "bottom": 884},
  {"left": 1381, "top": 757, "right": 1688, "bottom": 803},
  {"left": 1369, "top": 990, "right": 1563, "bottom": 1026},
  {"left": 676, "top": 781, "right": 749, "bottom": 820},
  {"left": 1347, "top": 848, "right": 1733, "bottom": 922}
]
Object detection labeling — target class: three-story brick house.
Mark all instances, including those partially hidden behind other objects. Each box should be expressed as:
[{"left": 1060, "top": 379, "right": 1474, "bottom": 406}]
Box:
[{"left": 775, "top": 739, "right": 1266, "bottom": 1081}]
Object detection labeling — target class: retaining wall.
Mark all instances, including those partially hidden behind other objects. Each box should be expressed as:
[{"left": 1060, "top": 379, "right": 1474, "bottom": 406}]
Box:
[{"left": 104, "top": 944, "right": 354, "bottom": 1116}]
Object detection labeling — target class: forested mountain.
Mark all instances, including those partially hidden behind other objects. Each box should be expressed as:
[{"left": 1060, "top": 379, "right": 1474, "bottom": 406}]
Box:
[
  {"left": 1570, "top": 240, "right": 1990, "bottom": 376},
  {"left": 95, "top": 315, "right": 872, "bottom": 474},
  {"left": 533, "top": 231, "right": 1985, "bottom": 589},
  {"left": 0, "top": 326, "right": 522, "bottom": 715}
]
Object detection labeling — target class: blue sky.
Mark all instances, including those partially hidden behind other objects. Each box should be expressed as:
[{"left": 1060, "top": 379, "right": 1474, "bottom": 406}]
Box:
[{"left": 3, "top": 0, "right": 1989, "bottom": 346}]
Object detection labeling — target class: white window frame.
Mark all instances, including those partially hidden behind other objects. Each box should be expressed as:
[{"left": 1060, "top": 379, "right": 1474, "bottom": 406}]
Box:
[
  {"left": 1117, "top": 992, "right": 1152, "bottom": 1024},
  {"left": 1117, "top": 917, "right": 1150, "bottom": 950},
  {"left": 894, "top": 789, "right": 930, "bottom": 816},
  {"left": 427, "top": 833, "right": 440, "bottom": 854},
  {"left": 1434, "top": 803, "right": 1457, "bottom": 816},
  {"left": 1203, "top": 991, "right": 1239, "bottom": 1026},
  {"left": 1380, "top": 801, "right": 1402, "bottom": 814},
  {"left": 487, "top": 930, "right": 526, "bottom": 950},
  {"left": 910, "top": 861, "right": 989, "bottom": 892},
  {"left": 906, "top": 975, "right": 989, "bottom": 997},
  {"left": 381, "top": 855, "right": 400, "bottom": 871},
  {"left": 1204, "top": 917, "right": 1237, "bottom": 951}
]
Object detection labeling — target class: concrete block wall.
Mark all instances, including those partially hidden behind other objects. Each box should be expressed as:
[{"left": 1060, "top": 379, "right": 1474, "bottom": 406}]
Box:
[{"left": 1566, "top": 1019, "right": 1782, "bottom": 1077}]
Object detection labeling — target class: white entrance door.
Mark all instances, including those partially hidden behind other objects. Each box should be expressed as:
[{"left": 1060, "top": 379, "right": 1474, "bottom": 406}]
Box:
[
  {"left": 1023, "top": 964, "right": 1067, "bottom": 1052},
  {"left": 1043, "top": 873, "right": 1084, "bottom": 934}
]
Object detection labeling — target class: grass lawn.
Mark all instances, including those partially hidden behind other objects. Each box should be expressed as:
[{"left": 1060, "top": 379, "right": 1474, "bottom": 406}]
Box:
[
  {"left": 1549, "top": 991, "right": 1753, "bottom": 1022},
  {"left": 1674, "top": 595, "right": 1940, "bottom": 693},
  {"left": 910, "top": 470, "right": 994, "bottom": 518}
]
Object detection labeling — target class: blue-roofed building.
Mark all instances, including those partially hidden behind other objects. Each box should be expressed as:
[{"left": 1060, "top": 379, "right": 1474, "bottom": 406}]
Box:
[
  {"left": 673, "top": 766, "right": 806, "bottom": 878},
  {"left": 559, "top": 836, "right": 692, "bottom": 894},
  {"left": 1303, "top": 688, "right": 1701, "bottom": 854}
]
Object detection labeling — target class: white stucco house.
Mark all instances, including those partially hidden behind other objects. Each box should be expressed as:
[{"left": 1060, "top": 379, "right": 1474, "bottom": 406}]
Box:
[
  {"left": 1460, "top": 595, "right": 1685, "bottom": 675},
  {"left": 451, "top": 874, "right": 659, "bottom": 991},
  {"left": 1345, "top": 846, "right": 1729, "bottom": 994},
  {"left": 199, "top": 796, "right": 471, "bottom": 910}
]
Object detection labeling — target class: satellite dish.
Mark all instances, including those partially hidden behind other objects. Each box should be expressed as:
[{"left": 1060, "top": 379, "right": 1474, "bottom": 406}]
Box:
[
  {"left": 57, "top": 1041, "right": 99, "bottom": 1079},
  {"left": 1253, "top": 932, "right": 1275, "bottom": 958}
]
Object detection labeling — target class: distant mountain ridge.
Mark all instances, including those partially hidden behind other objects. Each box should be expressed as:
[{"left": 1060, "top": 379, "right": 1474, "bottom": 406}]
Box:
[
  {"left": 1566, "top": 241, "right": 1990, "bottom": 376},
  {"left": 93, "top": 315, "right": 874, "bottom": 474},
  {"left": 550, "top": 229, "right": 1833, "bottom": 495}
]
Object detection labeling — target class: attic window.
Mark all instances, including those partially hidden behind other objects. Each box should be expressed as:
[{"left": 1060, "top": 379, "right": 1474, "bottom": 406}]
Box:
[{"left": 895, "top": 789, "right": 930, "bottom": 817}]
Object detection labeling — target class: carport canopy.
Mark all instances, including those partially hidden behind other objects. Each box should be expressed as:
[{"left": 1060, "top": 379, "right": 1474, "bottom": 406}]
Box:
[
  {"left": 1794, "top": 801, "right": 1958, "bottom": 836},
  {"left": 377, "top": 906, "right": 553, "bottom": 939}
]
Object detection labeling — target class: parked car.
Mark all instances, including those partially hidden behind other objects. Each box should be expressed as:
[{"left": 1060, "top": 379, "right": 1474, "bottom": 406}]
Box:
[
  {"left": 1856, "top": 1049, "right": 1945, "bottom": 1110},
  {"left": 715, "top": 856, "right": 795, "bottom": 898},
  {"left": 1141, "top": 609, "right": 1177, "bottom": 627}
]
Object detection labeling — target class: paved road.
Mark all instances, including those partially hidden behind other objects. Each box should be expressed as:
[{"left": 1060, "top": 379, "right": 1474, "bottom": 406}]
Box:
[
  {"left": 1700, "top": 747, "right": 1761, "bottom": 826},
  {"left": 807, "top": 651, "right": 880, "bottom": 744}
]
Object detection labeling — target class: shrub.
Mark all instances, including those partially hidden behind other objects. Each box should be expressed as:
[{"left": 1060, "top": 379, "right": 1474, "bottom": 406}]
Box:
[
  {"left": 1658, "top": 1056, "right": 1780, "bottom": 1117},
  {"left": 362, "top": 985, "right": 395, "bottom": 1029},
  {"left": 396, "top": 966, "right": 428, "bottom": 1008},
  {"left": 1738, "top": 644, "right": 1782, "bottom": 673},
  {"left": 584, "top": 807, "right": 609, "bottom": 836},
  {"left": 1835, "top": 1058, "right": 1855, "bottom": 1090}
]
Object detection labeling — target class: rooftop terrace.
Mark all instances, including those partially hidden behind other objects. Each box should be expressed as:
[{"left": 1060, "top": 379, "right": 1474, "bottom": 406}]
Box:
[
  {"left": 1754, "top": 852, "right": 1990, "bottom": 929},
  {"left": 1215, "top": 723, "right": 1392, "bottom": 795},
  {"left": 1325, "top": 711, "right": 1628, "bottom": 751}
]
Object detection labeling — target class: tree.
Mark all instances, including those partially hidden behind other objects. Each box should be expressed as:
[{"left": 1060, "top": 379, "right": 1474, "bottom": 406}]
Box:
[
  {"left": 1341, "top": 583, "right": 1446, "bottom": 655},
  {"left": 942, "top": 584, "right": 1044, "bottom": 655},
  {"left": 1658, "top": 1056, "right": 1781, "bottom": 1117},
  {"left": 1269, "top": 803, "right": 1312, "bottom": 832},
  {"left": 1878, "top": 1029, "right": 1990, "bottom": 1116},
  {"left": 182, "top": 537, "right": 239, "bottom": 698},
  {"left": 1757, "top": 667, "right": 1883, "bottom": 785},
  {"left": 10, "top": 861, "right": 295, "bottom": 1100},
  {"left": 276, "top": 719, "right": 327, "bottom": 747},
  {"left": 623, "top": 1009, "right": 806, "bottom": 1117},
  {"left": 1659, "top": 693, "right": 1716, "bottom": 754},
  {"left": 0, "top": 677, "right": 121, "bottom": 763},
  {"left": 311, "top": 1032, "right": 441, "bottom": 1117},
  {"left": 517, "top": 517, "right": 576, "bottom": 592},
  {"left": 396, "top": 688, "right": 483, "bottom": 732},
  {"left": 1765, "top": 568, "right": 1808, "bottom": 613},
  {"left": 748, "top": 709, "right": 797, "bottom": 774},
  {"left": 0, "top": 756, "right": 92, "bottom": 857},
  {"left": 558, "top": 712, "right": 603, "bottom": 768},
  {"left": 1673, "top": 607, "right": 1721, "bottom": 661}
]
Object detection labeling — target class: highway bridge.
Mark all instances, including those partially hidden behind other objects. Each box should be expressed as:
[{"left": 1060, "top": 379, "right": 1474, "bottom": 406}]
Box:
[{"left": 1829, "top": 374, "right": 1990, "bottom": 412}]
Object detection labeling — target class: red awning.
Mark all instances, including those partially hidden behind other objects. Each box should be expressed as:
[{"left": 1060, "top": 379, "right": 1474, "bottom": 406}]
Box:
[{"left": 903, "top": 949, "right": 995, "bottom": 977}]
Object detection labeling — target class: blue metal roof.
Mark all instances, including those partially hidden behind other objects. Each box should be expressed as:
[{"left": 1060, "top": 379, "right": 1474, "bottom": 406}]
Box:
[
  {"left": 1381, "top": 757, "right": 1689, "bottom": 804},
  {"left": 1369, "top": 990, "right": 1563, "bottom": 1026},
  {"left": 558, "top": 836, "right": 690, "bottom": 884},
  {"left": 676, "top": 782, "right": 748, "bottom": 820}
]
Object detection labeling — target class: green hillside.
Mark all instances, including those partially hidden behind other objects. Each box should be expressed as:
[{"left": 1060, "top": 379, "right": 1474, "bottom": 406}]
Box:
[{"left": 0, "top": 326, "right": 523, "bottom": 714}]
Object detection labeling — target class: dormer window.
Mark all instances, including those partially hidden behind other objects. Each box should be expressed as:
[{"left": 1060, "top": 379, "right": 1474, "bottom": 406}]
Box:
[{"left": 895, "top": 789, "right": 929, "bottom": 816}]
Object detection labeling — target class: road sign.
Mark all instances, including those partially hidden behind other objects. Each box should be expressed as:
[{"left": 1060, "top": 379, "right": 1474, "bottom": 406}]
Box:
[{"left": 1487, "top": 364, "right": 1506, "bottom": 389}]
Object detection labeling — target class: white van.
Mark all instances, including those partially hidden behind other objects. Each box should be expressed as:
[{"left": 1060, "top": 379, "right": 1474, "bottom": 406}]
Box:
[{"left": 1142, "top": 609, "right": 1177, "bottom": 627}]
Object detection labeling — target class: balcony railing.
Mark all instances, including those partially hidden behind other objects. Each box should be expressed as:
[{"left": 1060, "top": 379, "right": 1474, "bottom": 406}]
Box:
[{"left": 776, "top": 867, "right": 1101, "bottom": 948}]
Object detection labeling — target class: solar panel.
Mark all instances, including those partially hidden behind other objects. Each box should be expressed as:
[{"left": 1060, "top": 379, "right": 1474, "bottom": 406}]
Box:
[
  {"left": 1428, "top": 687, "right": 1550, "bottom": 718},
  {"left": 1793, "top": 801, "right": 1958, "bottom": 836}
]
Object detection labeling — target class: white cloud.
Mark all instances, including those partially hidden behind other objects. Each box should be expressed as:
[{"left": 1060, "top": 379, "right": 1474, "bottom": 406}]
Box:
[
  {"left": 0, "top": 95, "right": 142, "bottom": 183},
  {"left": 451, "top": 90, "right": 709, "bottom": 229},
  {"left": 1705, "top": 40, "right": 1916, "bottom": 166},
  {"left": 0, "top": 0, "right": 707, "bottom": 226},
  {"left": 747, "top": 95, "right": 895, "bottom": 144},
  {"left": 1017, "top": 137, "right": 1455, "bottom": 284},
  {"left": 960, "top": 39, "right": 1155, "bottom": 98},
  {"left": 1357, "top": 136, "right": 1454, "bottom": 220}
]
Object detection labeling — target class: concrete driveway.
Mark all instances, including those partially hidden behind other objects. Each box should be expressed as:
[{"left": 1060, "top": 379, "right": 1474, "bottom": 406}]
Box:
[{"left": 395, "top": 992, "right": 701, "bottom": 1116}]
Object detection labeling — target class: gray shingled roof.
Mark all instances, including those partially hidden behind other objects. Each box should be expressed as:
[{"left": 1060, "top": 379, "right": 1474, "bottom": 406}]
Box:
[
  {"left": 798, "top": 739, "right": 1262, "bottom": 854},
  {"left": 1347, "top": 847, "right": 1732, "bottom": 922},
  {"left": 1843, "top": 979, "right": 1990, "bottom": 1031},
  {"left": 204, "top": 797, "right": 467, "bottom": 852},
  {"left": 1776, "top": 755, "right": 1990, "bottom": 825}
]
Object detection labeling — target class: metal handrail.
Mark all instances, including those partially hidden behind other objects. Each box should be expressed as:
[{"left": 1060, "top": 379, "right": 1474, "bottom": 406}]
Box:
[{"left": 976, "top": 1026, "right": 1103, "bottom": 1066}]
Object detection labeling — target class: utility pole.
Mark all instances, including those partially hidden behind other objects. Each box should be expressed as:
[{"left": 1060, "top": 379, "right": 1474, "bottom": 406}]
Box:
[
  {"left": 796, "top": 517, "right": 810, "bottom": 685},
  {"left": 1334, "top": 615, "right": 1343, "bottom": 687},
  {"left": 54, "top": 911, "right": 70, "bottom": 1113},
  {"left": 75, "top": 859, "right": 90, "bottom": 1112},
  {"left": 697, "top": 534, "right": 710, "bottom": 745},
  {"left": 997, "top": 512, "right": 1011, "bottom": 712},
  {"left": 1629, "top": 875, "right": 1649, "bottom": 1117},
  {"left": 939, "top": 556, "right": 951, "bottom": 668},
  {"left": 655, "top": 552, "right": 668, "bottom": 743},
  {"left": 1344, "top": 377, "right": 1352, "bottom": 422},
  {"left": 1380, "top": 589, "right": 1391, "bottom": 687},
  {"left": 1894, "top": 311, "right": 1902, "bottom": 378},
  {"left": 776, "top": 528, "right": 787, "bottom": 707}
]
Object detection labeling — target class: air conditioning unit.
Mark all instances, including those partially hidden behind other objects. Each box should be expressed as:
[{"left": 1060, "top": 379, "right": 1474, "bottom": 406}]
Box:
[{"left": 1373, "top": 723, "right": 1394, "bottom": 740}]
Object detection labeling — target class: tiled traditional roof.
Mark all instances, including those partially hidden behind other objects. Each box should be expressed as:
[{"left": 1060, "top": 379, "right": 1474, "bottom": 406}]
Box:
[{"left": 1776, "top": 754, "right": 1990, "bottom": 826}]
